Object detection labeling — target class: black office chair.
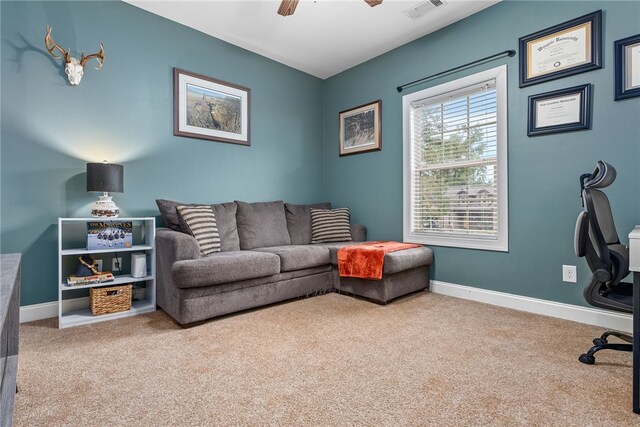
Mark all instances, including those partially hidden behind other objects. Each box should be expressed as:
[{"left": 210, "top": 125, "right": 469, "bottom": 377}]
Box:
[{"left": 575, "top": 161, "right": 633, "bottom": 365}]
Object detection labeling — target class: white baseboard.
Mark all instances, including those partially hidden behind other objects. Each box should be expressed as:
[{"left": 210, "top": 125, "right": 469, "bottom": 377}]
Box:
[
  {"left": 20, "top": 297, "right": 89, "bottom": 324},
  {"left": 23, "top": 284, "right": 632, "bottom": 333},
  {"left": 20, "top": 301, "right": 57, "bottom": 323},
  {"left": 430, "top": 280, "right": 632, "bottom": 333}
]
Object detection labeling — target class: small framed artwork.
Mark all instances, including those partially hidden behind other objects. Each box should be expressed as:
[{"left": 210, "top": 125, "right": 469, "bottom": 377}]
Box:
[
  {"left": 519, "top": 10, "right": 602, "bottom": 87},
  {"left": 527, "top": 84, "right": 591, "bottom": 137},
  {"left": 339, "top": 100, "right": 382, "bottom": 156},
  {"left": 174, "top": 68, "right": 250, "bottom": 145},
  {"left": 614, "top": 34, "right": 640, "bottom": 101}
]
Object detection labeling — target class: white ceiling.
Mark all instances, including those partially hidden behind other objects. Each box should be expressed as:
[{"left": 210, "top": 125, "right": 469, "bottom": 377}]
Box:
[{"left": 125, "top": 0, "right": 501, "bottom": 79}]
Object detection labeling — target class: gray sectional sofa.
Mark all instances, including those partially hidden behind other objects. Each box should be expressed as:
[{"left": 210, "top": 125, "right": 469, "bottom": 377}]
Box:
[{"left": 156, "top": 200, "right": 433, "bottom": 325}]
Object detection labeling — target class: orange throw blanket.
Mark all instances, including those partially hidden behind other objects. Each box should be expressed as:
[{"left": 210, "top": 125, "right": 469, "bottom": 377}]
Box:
[{"left": 337, "top": 241, "right": 422, "bottom": 280}]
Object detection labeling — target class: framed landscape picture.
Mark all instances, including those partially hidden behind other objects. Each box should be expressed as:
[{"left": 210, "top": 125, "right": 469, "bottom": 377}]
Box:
[
  {"left": 338, "top": 100, "right": 382, "bottom": 156},
  {"left": 519, "top": 10, "right": 602, "bottom": 87},
  {"left": 174, "top": 68, "right": 250, "bottom": 145}
]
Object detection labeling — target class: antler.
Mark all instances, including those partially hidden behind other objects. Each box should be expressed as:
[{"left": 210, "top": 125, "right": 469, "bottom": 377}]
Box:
[
  {"left": 80, "top": 43, "right": 105, "bottom": 69},
  {"left": 45, "top": 26, "right": 71, "bottom": 63},
  {"left": 277, "top": 0, "right": 299, "bottom": 16}
]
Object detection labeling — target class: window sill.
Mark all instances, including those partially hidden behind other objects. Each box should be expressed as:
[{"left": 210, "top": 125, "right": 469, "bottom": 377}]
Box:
[{"left": 404, "top": 232, "right": 508, "bottom": 252}]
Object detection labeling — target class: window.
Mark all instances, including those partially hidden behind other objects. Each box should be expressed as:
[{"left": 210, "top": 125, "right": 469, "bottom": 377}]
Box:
[{"left": 402, "top": 65, "right": 508, "bottom": 251}]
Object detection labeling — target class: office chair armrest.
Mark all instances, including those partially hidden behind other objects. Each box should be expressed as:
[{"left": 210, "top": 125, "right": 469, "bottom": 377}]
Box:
[{"left": 593, "top": 268, "right": 611, "bottom": 282}]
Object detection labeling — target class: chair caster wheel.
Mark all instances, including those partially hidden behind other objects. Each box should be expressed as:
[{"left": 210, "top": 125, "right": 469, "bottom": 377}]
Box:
[
  {"left": 579, "top": 354, "right": 595, "bottom": 365},
  {"left": 593, "top": 338, "right": 607, "bottom": 346}
]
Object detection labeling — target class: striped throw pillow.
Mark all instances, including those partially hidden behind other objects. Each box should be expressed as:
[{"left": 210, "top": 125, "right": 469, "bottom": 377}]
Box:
[
  {"left": 310, "top": 208, "right": 352, "bottom": 243},
  {"left": 176, "top": 205, "right": 221, "bottom": 256}
]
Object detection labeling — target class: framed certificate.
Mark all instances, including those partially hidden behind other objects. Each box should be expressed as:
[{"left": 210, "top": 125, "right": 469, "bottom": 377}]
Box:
[
  {"left": 527, "top": 84, "right": 591, "bottom": 137},
  {"left": 614, "top": 33, "right": 640, "bottom": 101},
  {"left": 519, "top": 10, "right": 602, "bottom": 87}
]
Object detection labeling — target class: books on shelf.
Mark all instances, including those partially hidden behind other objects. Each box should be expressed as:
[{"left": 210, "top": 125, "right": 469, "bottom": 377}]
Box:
[
  {"left": 66, "top": 272, "right": 115, "bottom": 287},
  {"left": 87, "top": 221, "right": 133, "bottom": 250}
]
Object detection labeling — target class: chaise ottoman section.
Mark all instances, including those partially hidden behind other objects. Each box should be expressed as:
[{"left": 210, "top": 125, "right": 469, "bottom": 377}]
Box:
[
  {"left": 332, "top": 246, "right": 434, "bottom": 304},
  {"left": 381, "top": 246, "right": 434, "bottom": 275}
]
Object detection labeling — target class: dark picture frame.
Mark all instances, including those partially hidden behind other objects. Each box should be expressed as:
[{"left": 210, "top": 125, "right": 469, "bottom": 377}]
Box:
[
  {"left": 174, "top": 68, "right": 250, "bottom": 145},
  {"left": 338, "top": 100, "right": 382, "bottom": 156},
  {"left": 527, "top": 84, "right": 592, "bottom": 137},
  {"left": 614, "top": 33, "right": 640, "bottom": 101},
  {"left": 519, "top": 10, "right": 602, "bottom": 88}
]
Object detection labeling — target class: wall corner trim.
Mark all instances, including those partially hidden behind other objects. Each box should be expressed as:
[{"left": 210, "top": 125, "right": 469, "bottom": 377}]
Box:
[{"left": 429, "top": 280, "right": 632, "bottom": 333}]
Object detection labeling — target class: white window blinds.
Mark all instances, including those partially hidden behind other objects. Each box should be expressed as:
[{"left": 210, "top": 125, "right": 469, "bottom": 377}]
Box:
[{"left": 403, "top": 65, "right": 508, "bottom": 251}]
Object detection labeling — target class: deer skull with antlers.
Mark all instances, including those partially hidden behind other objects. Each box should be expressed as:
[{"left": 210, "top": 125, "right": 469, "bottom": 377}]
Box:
[{"left": 45, "top": 26, "right": 105, "bottom": 86}]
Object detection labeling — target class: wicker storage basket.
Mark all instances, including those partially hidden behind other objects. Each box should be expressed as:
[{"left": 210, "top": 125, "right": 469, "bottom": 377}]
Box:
[{"left": 90, "top": 284, "right": 132, "bottom": 315}]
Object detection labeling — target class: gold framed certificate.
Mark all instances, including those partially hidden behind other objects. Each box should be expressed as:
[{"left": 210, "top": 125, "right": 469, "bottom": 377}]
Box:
[
  {"left": 527, "top": 84, "right": 591, "bottom": 137},
  {"left": 519, "top": 11, "right": 602, "bottom": 87}
]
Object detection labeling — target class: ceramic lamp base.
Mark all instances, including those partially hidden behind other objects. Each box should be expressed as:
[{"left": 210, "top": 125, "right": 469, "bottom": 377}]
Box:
[{"left": 91, "top": 194, "right": 120, "bottom": 218}]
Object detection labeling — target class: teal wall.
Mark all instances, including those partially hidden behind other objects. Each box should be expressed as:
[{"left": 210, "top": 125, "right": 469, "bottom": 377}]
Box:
[
  {"left": 2, "top": 1, "right": 639, "bottom": 309},
  {"left": 1, "top": 1, "right": 324, "bottom": 305},
  {"left": 322, "top": 1, "right": 640, "bottom": 306}
]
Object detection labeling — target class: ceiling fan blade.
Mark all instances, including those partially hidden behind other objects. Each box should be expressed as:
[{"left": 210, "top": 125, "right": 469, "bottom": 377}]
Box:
[
  {"left": 277, "top": 0, "right": 299, "bottom": 16},
  {"left": 364, "top": 0, "right": 383, "bottom": 7}
]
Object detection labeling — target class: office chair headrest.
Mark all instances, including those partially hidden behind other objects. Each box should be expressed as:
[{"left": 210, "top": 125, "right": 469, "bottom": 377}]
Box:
[{"left": 583, "top": 161, "right": 617, "bottom": 189}]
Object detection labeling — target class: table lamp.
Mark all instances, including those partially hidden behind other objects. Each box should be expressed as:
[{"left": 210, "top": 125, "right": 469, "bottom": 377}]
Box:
[{"left": 87, "top": 161, "right": 124, "bottom": 217}]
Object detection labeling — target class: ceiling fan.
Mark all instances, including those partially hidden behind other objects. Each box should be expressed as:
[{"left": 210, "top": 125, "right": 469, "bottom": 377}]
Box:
[{"left": 278, "top": 0, "right": 383, "bottom": 17}]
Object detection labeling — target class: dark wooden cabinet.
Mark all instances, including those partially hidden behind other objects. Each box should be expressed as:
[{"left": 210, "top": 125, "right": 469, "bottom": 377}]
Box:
[{"left": 1, "top": 253, "right": 20, "bottom": 427}]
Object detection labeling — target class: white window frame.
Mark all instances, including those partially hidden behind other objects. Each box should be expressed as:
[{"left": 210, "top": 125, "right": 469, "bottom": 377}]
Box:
[{"left": 402, "top": 65, "right": 508, "bottom": 252}]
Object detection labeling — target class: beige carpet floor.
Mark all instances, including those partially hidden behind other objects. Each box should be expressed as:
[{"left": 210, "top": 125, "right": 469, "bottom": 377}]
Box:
[{"left": 13, "top": 292, "right": 638, "bottom": 426}]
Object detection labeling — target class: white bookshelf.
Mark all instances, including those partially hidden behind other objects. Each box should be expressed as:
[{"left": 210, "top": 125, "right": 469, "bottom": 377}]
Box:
[{"left": 57, "top": 217, "right": 156, "bottom": 328}]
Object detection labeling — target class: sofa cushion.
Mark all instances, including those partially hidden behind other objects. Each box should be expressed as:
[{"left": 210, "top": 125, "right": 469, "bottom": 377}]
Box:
[
  {"left": 285, "top": 202, "right": 331, "bottom": 245},
  {"left": 172, "top": 251, "right": 280, "bottom": 288},
  {"left": 253, "top": 245, "right": 331, "bottom": 272},
  {"left": 382, "top": 246, "right": 434, "bottom": 274},
  {"left": 235, "top": 200, "right": 291, "bottom": 249},
  {"left": 176, "top": 205, "right": 221, "bottom": 256},
  {"left": 156, "top": 199, "right": 240, "bottom": 252},
  {"left": 314, "top": 243, "right": 433, "bottom": 274},
  {"left": 310, "top": 208, "right": 352, "bottom": 243},
  {"left": 311, "top": 242, "right": 358, "bottom": 264}
]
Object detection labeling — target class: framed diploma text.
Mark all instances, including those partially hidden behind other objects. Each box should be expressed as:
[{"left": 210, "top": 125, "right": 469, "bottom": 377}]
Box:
[
  {"left": 528, "top": 84, "right": 592, "bottom": 137},
  {"left": 615, "top": 33, "right": 640, "bottom": 101},
  {"left": 519, "top": 10, "right": 602, "bottom": 87}
]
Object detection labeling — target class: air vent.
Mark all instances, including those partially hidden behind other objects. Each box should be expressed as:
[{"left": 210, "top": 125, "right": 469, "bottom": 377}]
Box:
[{"left": 402, "top": 0, "right": 447, "bottom": 20}]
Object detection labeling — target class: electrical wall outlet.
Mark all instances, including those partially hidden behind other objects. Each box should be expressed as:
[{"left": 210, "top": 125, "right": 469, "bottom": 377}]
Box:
[
  {"left": 112, "top": 257, "right": 123, "bottom": 272},
  {"left": 563, "top": 265, "right": 577, "bottom": 283}
]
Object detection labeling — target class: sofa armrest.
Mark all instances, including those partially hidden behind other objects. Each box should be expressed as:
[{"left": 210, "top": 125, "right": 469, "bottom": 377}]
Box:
[
  {"left": 351, "top": 224, "right": 367, "bottom": 242},
  {"left": 155, "top": 228, "right": 201, "bottom": 322},
  {"left": 156, "top": 227, "right": 201, "bottom": 263}
]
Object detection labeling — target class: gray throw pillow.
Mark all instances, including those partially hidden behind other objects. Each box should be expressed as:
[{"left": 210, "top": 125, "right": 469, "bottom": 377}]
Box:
[
  {"left": 156, "top": 199, "right": 240, "bottom": 252},
  {"left": 285, "top": 202, "right": 331, "bottom": 245},
  {"left": 212, "top": 202, "right": 241, "bottom": 252},
  {"left": 310, "top": 208, "right": 352, "bottom": 243},
  {"left": 235, "top": 200, "right": 291, "bottom": 249},
  {"left": 176, "top": 205, "right": 221, "bottom": 256},
  {"left": 156, "top": 199, "right": 184, "bottom": 231}
]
